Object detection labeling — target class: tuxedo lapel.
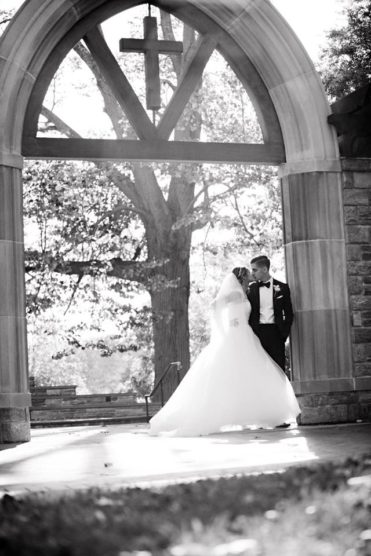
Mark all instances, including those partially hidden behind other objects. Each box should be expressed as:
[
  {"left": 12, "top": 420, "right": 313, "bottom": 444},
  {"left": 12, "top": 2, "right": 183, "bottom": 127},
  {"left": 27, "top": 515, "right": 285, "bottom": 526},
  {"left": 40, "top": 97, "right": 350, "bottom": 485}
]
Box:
[
  {"left": 272, "top": 278, "right": 278, "bottom": 302},
  {"left": 249, "top": 282, "right": 260, "bottom": 313}
]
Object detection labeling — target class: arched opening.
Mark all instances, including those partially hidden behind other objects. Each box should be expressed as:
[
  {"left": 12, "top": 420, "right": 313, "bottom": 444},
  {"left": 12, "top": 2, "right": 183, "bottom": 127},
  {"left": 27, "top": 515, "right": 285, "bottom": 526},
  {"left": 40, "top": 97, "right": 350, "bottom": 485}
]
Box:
[{"left": 0, "top": 0, "right": 353, "bottom": 442}]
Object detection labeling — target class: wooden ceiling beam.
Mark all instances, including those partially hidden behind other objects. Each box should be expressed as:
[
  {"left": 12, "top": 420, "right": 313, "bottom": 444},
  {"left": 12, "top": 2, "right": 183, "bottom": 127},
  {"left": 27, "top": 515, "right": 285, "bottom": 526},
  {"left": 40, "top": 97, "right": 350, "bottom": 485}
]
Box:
[{"left": 22, "top": 137, "right": 285, "bottom": 165}]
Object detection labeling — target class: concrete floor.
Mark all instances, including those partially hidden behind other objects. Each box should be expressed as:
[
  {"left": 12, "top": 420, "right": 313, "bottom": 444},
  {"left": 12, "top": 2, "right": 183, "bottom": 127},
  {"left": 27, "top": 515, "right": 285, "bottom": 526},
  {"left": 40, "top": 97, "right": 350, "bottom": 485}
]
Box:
[{"left": 0, "top": 422, "right": 370, "bottom": 495}]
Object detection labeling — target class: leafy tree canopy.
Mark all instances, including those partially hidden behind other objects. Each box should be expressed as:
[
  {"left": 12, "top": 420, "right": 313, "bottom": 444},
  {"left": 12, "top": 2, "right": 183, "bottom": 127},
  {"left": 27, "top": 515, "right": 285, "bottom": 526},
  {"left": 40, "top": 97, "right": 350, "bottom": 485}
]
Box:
[{"left": 319, "top": 0, "right": 371, "bottom": 100}]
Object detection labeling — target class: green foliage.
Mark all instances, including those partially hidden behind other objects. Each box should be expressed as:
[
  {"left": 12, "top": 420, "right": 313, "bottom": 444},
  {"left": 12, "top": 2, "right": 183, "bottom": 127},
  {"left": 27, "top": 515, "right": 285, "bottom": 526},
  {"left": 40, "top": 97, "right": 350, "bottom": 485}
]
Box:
[
  {"left": 1, "top": 455, "right": 370, "bottom": 555},
  {"left": 319, "top": 0, "right": 371, "bottom": 100}
]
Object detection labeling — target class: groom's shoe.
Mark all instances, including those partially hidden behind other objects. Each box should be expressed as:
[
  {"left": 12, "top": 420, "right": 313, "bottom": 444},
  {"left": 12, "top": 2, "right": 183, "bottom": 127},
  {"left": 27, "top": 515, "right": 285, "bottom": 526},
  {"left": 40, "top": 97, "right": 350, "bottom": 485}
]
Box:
[{"left": 276, "top": 422, "right": 290, "bottom": 428}]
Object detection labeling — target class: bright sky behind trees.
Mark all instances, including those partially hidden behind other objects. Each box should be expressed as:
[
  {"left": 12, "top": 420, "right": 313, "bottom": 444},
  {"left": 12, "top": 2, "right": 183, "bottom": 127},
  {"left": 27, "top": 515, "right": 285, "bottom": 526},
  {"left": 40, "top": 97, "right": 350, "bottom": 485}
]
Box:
[{"left": 2, "top": 0, "right": 349, "bottom": 64}]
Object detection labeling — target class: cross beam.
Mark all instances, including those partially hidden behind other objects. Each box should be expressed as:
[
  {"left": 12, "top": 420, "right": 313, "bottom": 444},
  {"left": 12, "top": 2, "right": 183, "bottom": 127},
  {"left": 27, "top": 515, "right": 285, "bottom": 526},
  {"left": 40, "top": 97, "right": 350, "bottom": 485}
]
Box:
[
  {"left": 22, "top": 137, "right": 286, "bottom": 165},
  {"left": 120, "top": 16, "right": 183, "bottom": 110}
]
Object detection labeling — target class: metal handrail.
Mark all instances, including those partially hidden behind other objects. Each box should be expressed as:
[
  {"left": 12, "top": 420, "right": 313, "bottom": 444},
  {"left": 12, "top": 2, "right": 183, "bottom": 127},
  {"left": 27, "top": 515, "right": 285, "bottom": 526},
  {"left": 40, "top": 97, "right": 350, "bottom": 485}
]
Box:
[{"left": 145, "top": 361, "right": 182, "bottom": 422}]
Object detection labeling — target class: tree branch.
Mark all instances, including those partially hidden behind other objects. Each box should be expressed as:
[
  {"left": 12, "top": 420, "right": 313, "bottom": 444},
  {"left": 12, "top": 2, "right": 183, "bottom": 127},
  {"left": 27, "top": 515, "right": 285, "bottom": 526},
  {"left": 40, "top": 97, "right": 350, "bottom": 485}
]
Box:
[
  {"left": 25, "top": 254, "right": 162, "bottom": 284},
  {"left": 64, "top": 274, "right": 84, "bottom": 315},
  {"left": 0, "top": 17, "right": 12, "bottom": 26},
  {"left": 230, "top": 189, "right": 263, "bottom": 247},
  {"left": 160, "top": 11, "right": 182, "bottom": 78},
  {"left": 74, "top": 40, "right": 125, "bottom": 139},
  {"left": 40, "top": 106, "right": 81, "bottom": 138}
]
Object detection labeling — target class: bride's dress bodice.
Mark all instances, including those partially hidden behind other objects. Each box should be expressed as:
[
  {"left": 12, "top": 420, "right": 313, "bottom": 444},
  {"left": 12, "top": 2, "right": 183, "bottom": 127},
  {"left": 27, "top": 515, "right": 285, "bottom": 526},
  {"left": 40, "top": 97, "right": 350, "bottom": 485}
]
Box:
[{"left": 213, "top": 290, "right": 251, "bottom": 337}]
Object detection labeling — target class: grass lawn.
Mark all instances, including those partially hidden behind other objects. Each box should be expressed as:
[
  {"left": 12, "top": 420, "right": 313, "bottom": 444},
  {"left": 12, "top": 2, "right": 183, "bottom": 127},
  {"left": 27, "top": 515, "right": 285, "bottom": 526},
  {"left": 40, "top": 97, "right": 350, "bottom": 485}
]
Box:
[{"left": 1, "top": 454, "right": 371, "bottom": 556}]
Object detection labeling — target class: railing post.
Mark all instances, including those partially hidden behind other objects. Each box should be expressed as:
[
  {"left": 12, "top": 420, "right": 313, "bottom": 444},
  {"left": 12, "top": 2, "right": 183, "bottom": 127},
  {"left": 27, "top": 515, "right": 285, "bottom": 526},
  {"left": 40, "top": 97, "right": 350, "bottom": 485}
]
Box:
[{"left": 145, "top": 395, "right": 149, "bottom": 423}]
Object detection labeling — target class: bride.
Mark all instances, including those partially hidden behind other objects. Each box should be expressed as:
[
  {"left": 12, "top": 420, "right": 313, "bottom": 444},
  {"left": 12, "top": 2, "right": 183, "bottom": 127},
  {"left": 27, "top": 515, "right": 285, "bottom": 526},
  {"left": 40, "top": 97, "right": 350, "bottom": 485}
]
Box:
[{"left": 149, "top": 269, "right": 300, "bottom": 436}]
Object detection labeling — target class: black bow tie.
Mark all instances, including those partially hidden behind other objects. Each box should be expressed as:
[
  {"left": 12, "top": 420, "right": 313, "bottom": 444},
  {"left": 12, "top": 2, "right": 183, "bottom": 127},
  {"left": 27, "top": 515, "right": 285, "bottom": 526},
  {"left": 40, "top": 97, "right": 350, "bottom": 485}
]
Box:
[{"left": 258, "top": 281, "right": 271, "bottom": 288}]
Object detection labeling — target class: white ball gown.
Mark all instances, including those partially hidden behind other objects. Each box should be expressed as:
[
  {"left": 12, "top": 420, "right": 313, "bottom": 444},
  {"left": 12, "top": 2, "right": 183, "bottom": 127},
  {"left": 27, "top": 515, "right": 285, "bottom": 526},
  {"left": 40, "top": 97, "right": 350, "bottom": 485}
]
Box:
[{"left": 149, "top": 273, "right": 300, "bottom": 436}]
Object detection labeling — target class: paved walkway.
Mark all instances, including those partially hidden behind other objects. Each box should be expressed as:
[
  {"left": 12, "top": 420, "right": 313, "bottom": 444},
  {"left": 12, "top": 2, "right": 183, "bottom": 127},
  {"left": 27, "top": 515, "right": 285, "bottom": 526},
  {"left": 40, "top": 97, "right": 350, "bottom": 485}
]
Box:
[{"left": 0, "top": 422, "right": 370, "bottom": 495}]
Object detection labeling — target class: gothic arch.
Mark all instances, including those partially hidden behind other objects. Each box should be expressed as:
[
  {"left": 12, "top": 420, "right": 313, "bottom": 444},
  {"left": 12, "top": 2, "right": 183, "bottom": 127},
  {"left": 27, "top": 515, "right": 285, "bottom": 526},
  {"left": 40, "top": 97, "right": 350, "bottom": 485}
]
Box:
[
  {"left": 0, "top": 0, "right": 353, "bottom": 442},
  {"left": 0, "top": 0, "right": 338, "bottom": 165}
]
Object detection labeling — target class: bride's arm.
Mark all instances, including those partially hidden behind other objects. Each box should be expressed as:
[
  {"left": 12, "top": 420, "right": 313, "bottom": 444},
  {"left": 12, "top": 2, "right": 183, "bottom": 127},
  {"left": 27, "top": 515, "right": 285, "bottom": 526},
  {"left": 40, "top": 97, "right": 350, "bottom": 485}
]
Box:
[{"left": 212, "top": 291, "right": 245, "bottom": 309}]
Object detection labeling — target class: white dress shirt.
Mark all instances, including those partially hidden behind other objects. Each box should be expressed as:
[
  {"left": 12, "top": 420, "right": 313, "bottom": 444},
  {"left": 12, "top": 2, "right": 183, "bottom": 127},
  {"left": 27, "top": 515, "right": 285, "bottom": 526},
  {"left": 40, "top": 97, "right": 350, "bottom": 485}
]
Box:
[{"left": 259, "top": 277, "right": 274, "bottom": 324}]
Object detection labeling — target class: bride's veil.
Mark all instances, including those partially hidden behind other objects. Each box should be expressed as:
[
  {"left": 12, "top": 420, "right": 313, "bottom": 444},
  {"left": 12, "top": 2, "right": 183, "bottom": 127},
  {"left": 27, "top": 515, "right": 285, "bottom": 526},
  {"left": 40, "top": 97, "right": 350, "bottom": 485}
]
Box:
[{"left": 210, "top": 273, "right": 248, "bottom": 341}]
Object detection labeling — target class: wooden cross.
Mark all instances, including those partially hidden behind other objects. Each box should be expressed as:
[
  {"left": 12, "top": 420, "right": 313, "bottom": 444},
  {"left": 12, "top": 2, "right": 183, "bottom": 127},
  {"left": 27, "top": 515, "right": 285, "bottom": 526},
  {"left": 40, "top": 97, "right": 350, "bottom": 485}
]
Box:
[{"left": 119, "top": 15, "right": 183, "bottom": 111}]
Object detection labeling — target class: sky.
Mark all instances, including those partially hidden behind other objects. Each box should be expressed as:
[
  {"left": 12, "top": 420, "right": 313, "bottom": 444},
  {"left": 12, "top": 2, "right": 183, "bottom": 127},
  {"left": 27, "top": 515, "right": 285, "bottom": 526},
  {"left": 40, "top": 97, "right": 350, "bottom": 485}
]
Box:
[{"left": 2, "top": 0, "right": 349, "bottom": 64}]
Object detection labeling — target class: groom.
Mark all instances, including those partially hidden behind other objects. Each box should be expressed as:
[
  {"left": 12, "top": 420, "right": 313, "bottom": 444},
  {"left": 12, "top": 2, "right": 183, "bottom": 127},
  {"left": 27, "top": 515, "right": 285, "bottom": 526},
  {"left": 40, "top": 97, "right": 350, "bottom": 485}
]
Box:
[{"left": 247, "top": 255, "right": 293, "bottom": 374}]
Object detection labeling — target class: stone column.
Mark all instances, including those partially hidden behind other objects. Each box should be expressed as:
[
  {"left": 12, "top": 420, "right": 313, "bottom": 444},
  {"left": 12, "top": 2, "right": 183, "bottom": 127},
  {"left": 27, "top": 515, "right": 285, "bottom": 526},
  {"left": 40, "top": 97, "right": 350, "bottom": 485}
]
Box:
[
  {"left": 281, "top": 169, "right": 355, "bottom": 423},
  {"left": 0, "top": 156, "right": 30, "bottom": 442}
]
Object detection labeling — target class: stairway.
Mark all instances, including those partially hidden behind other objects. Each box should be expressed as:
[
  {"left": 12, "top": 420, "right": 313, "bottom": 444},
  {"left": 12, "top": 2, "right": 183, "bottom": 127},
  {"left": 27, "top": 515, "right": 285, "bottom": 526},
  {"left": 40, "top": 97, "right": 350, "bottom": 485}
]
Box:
[{"left": 30, "top": 385, "right": 161, "bottom": 428}]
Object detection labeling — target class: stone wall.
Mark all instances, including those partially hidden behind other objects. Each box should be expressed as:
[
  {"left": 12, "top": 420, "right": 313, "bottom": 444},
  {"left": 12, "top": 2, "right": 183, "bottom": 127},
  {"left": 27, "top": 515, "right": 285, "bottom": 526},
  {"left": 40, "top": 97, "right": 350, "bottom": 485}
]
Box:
[
  {"left": 295, "top": 160, "right": 371, "bottom": 424},
  {"left": 342, "top": 159, "right": 371, "bottom": 420}
]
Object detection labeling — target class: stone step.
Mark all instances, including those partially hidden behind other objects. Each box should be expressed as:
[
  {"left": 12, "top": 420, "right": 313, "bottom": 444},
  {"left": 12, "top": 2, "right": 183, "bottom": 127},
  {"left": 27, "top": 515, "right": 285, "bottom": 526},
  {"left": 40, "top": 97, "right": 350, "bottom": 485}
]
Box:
[
  {"left": 31, "top": 392, "right": 137, "bottom": 407},
  {"left": 30, "top": 402, "right": 161, "bottom": 422},
  {"left": 31, "top": 385, "right": 77, "bottom": 397},
  {"left": 30, "top": 415, "right": 153, "bottom": 428}
]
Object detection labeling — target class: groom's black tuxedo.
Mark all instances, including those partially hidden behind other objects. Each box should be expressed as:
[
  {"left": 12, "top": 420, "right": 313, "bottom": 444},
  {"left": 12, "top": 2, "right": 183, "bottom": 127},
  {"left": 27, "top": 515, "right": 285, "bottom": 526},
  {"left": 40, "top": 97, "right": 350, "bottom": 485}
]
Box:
[{"left": 247, "top": 278, "right": 294, "bottom": 372}]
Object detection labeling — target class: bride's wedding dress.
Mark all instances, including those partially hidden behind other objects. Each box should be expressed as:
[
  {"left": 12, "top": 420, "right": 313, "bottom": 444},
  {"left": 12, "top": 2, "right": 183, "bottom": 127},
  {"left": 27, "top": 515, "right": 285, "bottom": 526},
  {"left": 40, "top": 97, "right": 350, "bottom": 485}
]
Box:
[{"left": 149, "top": 273, "right": 300, "bottom": 436}]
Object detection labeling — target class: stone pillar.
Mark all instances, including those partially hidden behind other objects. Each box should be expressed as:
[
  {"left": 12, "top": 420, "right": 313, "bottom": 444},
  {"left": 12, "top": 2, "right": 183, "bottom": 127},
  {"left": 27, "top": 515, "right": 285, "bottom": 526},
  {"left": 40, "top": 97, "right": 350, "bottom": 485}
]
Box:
[
  {"left": 281, "top": 169, "right": 355, "bottom": 423},
  {"left": 342, "top": 159, "right": 371, "bottom": 420},
  {"left": 0, "top": 157, "right": 30, "bottom": 443}
]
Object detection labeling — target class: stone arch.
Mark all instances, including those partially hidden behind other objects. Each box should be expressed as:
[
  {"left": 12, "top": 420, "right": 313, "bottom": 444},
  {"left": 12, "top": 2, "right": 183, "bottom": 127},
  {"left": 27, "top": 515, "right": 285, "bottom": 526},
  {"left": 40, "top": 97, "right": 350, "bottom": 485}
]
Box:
[{"left": 0, "top": 0, "right": 353, "bottom": 441}]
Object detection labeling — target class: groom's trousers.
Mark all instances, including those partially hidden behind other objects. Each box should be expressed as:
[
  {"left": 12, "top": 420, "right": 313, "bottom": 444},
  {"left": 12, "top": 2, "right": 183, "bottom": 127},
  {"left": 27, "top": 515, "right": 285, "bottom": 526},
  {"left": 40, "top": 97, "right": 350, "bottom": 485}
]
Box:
[{"left": 257, "top": 324, "right": 286, "bottom": 374}]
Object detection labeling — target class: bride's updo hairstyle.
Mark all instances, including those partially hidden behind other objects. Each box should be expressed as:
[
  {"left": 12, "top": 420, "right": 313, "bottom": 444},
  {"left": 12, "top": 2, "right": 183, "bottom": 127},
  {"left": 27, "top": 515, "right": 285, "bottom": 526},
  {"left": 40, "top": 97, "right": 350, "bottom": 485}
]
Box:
[{"left": 232, "top": 267, "right": 249, "bottom": 285}]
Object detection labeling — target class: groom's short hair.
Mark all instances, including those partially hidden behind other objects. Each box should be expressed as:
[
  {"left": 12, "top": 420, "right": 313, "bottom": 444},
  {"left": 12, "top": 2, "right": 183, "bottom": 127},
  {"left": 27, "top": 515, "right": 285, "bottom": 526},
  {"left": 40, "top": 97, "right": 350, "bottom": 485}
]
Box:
[{"left": 250, "top": 255, "right": 270, "bottom": 270}]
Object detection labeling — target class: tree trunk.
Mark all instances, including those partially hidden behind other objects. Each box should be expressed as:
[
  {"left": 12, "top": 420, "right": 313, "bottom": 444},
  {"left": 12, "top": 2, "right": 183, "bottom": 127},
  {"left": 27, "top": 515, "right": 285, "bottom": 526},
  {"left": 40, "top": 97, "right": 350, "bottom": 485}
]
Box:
[{"left": 150, "top": 249, "right": 190, "bottom": 400}]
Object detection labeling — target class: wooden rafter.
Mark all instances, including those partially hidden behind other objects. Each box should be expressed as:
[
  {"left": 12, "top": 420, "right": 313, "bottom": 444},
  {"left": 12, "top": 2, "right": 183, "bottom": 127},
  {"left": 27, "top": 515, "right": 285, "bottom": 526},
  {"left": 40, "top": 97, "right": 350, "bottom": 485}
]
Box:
[
  {"left": 83, "top": 27, "right": 158, "bottom": 141},
  {"left": 157, "top": 34, "right": 217, "bottom": 140}
]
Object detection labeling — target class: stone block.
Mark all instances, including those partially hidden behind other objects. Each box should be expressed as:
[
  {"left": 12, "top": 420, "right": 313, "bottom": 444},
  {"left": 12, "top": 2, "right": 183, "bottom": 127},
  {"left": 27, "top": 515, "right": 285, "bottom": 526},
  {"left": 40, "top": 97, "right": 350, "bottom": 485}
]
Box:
[
  {"left": 282, "top": 172, "right": 344, "bottom": 243},
  {"left": 355, "top": 377, "right": 371, "bottom": 390},
  {"left": 360, "top": 403, "right": 371, "bottom": 421},
  {"left": 348, "top": 277, "right": 364, "bottom": 296},
  {"left": 298, "top": 404, "right": 349, "bottom": 424},
  {"left": 0, "top": 407, "right": 30, "bottom": 443},
  {"left": 343, "top": 188, "right": 369, "bottom": 205},
  {"left": 346, "top": 245, "right": 362, "bottom": 261},
  {"left": 353, "top": 343, "right": 371, "bottom": 362},
  {"left": 348, "top": 403, "right": 361, "bottom": 422},
  {"left": 358, "top": 390, "right": 371, "bottom": 402},
  {"left": 353, "top": 172, "right": 371, "bottom": 188},
  {"left": 346, "top": 225, "right": 370, "bottom": 244},
  {"left": 354, "top": 363, "right": 371, "bottom": 377},
  {"left": 297, "top": 391, "right": 357, "bottom": 407},
  {"left": 342, "top": 172, "right": 354, "bottom": 188},
  {"left": 344, "top": 206, "right": 359, "bottom": 224},
  {"left": 352, "top": 311, "right": 363, "bottom": 326},
  {"left": 361, "top": 311, "right": 371, "bottom": 326},
  {"left": 353, "top": 327, "right": 371, "bottom": 343},
  {"left": 348, "top": 262, "right": 371, "bottom": 276},
  {"left": 342, "top": 160, "right": 371, "bottom": 173},
  {"left": 350, "top": 295, "right": 371, "bottom": 311},
  {"left": 358, "top": 206, "right": 371, "bottom": 225}
]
